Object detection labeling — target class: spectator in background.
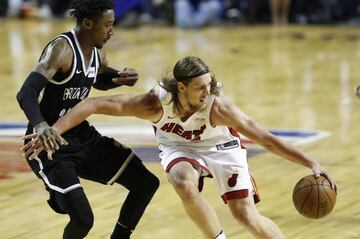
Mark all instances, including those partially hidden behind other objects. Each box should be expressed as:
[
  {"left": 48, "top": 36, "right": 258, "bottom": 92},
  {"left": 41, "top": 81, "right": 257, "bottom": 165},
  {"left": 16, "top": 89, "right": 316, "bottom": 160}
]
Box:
[
  {"left": 175, "top": 0, "right": 223, "bottom": 28},
  {"left": 113, "top": 0, "right": 175, "bottom": 28},
  {"left": 270, "top": 0, "right": 290, "bottom": 25},
  {"left": 45, "top": 0, "right": 71, "bottom": 18},
  {"left": 36, "top": 0, "right": 71, "bottom": 18},
  {"left": 0, "top": 0, "right": 8, "bottom": 17},
  {"left": 114, "top": 0, "right": 154, "bottom": 28},
  {"left": 7, "top": 0, "right": 70, "bottom": 19}
]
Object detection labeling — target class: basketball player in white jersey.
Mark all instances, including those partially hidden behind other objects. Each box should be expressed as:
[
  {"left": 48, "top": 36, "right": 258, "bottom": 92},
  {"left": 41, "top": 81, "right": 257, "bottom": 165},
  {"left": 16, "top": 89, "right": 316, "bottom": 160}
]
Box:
[{"left": 23, "top": 56, "right": 337, "bottom": 239}]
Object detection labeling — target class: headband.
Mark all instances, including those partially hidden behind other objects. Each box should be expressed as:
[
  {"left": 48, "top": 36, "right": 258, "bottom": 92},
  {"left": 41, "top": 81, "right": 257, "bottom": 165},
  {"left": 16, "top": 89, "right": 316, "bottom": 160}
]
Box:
[{"left": 175, "top": 69, "right": 209, "bottom": 81}]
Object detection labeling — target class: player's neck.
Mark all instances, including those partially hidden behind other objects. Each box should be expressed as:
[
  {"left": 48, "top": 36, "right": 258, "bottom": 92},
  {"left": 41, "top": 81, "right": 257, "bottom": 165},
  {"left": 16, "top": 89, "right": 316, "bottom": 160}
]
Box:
[
  {"left": 176, "top": 96, "right": 193, "bottom": 117},
  {"left": 175, "top": 99, "right": 198, "bottom": 122},
  {"left": 74, "top": 28, "right": 93, "bottom": 57}
]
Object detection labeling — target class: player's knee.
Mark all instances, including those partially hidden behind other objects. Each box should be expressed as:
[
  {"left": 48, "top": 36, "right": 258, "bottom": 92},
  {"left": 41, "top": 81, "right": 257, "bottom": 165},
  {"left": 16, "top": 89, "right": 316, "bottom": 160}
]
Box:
[
  {"left": 231, "top": 205, "right": 259, "bottom": 229},
  {"left": 64, "top": 209, "right": 94, "bottom": 239},
  {"left": 65, "top": 189, "right": 94, "bottom": 236},
  {"left": 169, "top": 175, "right": 198, "bottom": 200},
  {"left": 71, "top": 209, "right": 94, "bottom": 236},
  {"left": 138, "top": 171, "right": 160, "bottom": 195},
  {"left": 78, "top": 212, "right": 94, "bottom": 234},
  {"left": 233, "top": 210, "right": 253, "bottom": 227},
  {"left": 80, "top": 206, "right": 94, "bottom": 227}
]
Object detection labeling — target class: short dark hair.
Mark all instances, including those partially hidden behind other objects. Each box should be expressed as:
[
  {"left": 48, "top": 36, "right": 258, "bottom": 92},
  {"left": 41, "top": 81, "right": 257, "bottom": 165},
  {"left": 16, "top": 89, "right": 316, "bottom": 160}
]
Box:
[{"left": 69, "top": 0, "right": 114, "bottom": 23}]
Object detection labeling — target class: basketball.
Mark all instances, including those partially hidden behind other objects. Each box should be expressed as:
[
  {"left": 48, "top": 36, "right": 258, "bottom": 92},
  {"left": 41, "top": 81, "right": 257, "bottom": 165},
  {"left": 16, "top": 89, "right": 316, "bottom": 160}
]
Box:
[{"left": 292, "top": 175, "right": 336, "bottom": 219}]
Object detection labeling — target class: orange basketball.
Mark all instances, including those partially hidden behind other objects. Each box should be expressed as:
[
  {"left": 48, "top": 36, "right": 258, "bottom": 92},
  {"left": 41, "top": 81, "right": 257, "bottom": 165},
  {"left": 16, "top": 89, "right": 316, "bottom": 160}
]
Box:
[{"left": 292, "top": 175, "right": 336, "bottom": 219}]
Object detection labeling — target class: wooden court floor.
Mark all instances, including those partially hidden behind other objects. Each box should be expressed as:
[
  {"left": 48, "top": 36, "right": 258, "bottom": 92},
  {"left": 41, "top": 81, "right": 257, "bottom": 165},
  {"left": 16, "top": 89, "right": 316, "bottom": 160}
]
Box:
[{"left": 0, "top": 19, "right": 359, "bottom": 238}]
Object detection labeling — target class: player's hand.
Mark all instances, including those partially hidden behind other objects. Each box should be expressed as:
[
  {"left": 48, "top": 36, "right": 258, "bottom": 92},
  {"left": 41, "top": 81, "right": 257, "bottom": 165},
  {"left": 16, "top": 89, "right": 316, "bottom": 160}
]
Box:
[
  {"left": 354, "top": 84, "right": 360, "bottom": 99},
  {"left": 311, "top": 161, "right": 337, "bottom": 193},
  {"left": 34, "top": 121, "right": 67, "bottom": 152},
  {"left": 20, "top": 134, "right": 47, "bottom": 160},
  {"left": 21, "top": 121, "right": 67, "bottom": 160},
  {"left": 112, "top": 68, "right": 138, "bottom": 86}
]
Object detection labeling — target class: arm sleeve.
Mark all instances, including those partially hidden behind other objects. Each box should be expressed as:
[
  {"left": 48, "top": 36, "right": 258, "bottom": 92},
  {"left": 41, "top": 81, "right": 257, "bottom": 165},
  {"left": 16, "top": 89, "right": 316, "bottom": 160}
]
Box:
[
  {"left": 16, "top": 71, "right": 48, "bottom": 126},
  {"left": 93, "top": 67, "right": 120, "bottom": 91}
]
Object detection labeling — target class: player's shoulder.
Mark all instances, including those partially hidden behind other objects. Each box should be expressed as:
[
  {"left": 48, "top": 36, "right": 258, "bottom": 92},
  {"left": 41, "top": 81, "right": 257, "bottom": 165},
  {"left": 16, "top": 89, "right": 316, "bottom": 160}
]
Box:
[
  {"left": 39, "top": 36, "right": 73, "bottom": 70},
  {"left": 211, "top": 93, "right": 237, "bottom": 117},
  {"left": 152, "top": 85, "right": 172, "bottom": 104},
  {"left": 213, "top": 93, "right": 226, "bottom": 107},
  {"left": 145, "top": 87, "right": 163, "bottom": 105},
  {"left": 45, "top": 37, "right": 73, "bottom": 58},
  {"left": 52, "top": 36, "right": 71, "bottom": 49}
]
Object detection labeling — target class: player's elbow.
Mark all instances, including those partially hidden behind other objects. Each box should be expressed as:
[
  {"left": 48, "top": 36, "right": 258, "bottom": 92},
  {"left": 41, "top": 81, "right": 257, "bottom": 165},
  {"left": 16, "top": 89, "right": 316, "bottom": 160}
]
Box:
[
  {"left": 89, "top": 97, "right": 115, "bottom": 115},
  {"left": 16, "top": 91, "right": 22, "bottom": 105},
  {"left": 16, "top": 89, "right": 26, "bottom": 108},
  {"left": 260, "top": 133, "right": 279, "bottom": 152},
  {"left": 139, "top": 93, "right": 161, "bottom": 115}
]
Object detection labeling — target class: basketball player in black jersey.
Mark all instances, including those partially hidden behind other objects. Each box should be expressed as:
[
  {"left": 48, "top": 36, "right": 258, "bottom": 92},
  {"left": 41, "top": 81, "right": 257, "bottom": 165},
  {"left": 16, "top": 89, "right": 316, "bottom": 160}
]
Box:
[{"left": 16, "top": 1, "right": 159, "bottom": 238}]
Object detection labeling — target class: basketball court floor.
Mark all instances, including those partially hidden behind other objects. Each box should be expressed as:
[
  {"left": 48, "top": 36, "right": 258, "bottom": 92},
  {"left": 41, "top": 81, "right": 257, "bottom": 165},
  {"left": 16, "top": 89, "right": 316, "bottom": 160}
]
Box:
[{"left": 0, "top": 19, "right": 359, "bottom": 238}]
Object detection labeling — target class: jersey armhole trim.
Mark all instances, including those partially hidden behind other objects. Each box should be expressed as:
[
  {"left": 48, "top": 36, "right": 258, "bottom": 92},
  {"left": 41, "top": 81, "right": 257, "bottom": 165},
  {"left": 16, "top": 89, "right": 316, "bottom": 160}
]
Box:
[{"left": 48, "top": 34, "right": 77, "bottom": 85}]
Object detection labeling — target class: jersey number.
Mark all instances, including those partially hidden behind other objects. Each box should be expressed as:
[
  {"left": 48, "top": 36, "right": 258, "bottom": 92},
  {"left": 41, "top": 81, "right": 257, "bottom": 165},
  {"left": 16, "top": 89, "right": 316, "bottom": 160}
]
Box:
[{"left": 59, "top": 107, "right": 72, "bottom": 117}]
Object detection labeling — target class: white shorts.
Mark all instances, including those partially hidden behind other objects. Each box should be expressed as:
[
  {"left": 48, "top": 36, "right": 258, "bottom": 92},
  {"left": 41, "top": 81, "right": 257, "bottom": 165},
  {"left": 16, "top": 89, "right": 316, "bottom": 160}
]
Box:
[{"left": 160, "top": 144, "right": 260, "bottom": 204}]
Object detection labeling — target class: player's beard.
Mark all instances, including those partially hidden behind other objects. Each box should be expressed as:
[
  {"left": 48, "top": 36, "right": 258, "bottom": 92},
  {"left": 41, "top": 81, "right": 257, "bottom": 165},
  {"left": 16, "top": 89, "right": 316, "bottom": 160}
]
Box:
[{"left": 188, "top": 99, "right": 207, "bottom": 112}]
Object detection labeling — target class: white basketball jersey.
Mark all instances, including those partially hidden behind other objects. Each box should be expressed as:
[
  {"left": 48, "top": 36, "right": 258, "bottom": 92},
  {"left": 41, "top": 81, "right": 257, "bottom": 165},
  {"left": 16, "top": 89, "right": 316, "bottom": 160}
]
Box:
[{"left": 152, "top": 86, "right": 242, "bottom": 152}]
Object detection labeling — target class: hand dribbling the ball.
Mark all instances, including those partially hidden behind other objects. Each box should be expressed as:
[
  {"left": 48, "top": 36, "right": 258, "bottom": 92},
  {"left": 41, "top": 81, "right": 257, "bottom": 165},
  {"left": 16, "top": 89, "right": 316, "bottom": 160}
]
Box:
[{"left": 310, "top": 161, "right": 337, "bottom": 193}]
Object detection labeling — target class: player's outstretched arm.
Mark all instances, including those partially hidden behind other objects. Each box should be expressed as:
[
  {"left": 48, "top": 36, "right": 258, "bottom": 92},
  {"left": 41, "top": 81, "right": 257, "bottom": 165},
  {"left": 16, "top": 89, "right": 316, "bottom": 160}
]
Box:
[
  {"left": 211, "top": 96, "right": 337, "bottom": 191},
  {"left": 22, "top": 89, "right": 162, "bottom": 160},
  {"left": 53, "top": 90, "right": 162, "bottom": 134}
]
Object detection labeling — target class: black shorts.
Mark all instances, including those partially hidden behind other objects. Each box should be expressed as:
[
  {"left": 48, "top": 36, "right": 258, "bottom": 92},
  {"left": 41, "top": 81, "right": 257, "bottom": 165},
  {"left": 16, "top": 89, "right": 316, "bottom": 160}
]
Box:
[{"left": 26, "top": 125, "right": 135, "bottom": 194}]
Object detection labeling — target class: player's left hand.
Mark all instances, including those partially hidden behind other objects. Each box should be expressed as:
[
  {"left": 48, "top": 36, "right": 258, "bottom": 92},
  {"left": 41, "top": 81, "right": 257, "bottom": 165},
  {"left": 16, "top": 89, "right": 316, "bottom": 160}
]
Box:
[
  {"left": 311, "top": 161, "right": 337, "bottom": 193},
  {"left": 112, "top": 68, "right": 138, "bottom": 86}
]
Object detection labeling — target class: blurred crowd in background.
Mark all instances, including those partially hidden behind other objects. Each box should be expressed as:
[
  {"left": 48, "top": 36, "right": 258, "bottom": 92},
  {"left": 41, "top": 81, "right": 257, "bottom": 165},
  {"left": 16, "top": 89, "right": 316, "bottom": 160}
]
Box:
[{"left": 1, "top": 0, "right": 360, "bottom": 28}]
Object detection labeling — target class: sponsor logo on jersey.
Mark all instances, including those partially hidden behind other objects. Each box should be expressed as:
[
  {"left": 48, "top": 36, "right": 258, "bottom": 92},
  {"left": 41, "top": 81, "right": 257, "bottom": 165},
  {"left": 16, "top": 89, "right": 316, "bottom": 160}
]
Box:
[{"left": 194, "top": 117, "right": 206, "bottom": 123}]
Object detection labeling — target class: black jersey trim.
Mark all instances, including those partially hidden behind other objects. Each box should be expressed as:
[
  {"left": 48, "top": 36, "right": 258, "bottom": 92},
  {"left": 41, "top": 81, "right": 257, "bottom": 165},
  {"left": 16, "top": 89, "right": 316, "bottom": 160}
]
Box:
[{"left": 71, "top": 29, "right": 95, "bottom": 77}]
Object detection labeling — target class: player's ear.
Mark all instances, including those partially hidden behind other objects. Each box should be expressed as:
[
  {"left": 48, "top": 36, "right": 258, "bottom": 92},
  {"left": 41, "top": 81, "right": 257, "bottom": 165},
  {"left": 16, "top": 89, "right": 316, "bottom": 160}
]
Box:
[
  {"left": 82, "top": 18, "right": 93, "bottom": 30},
  {"left": 177, "top": 82, "right": 186, "bottom": 93}
]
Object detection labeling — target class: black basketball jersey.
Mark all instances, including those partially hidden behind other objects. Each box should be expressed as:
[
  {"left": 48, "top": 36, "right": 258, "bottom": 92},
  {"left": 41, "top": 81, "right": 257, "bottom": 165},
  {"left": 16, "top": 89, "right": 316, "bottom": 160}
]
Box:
[{"left": 36, "top": 29, "right": 100, "bottom": 133}]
